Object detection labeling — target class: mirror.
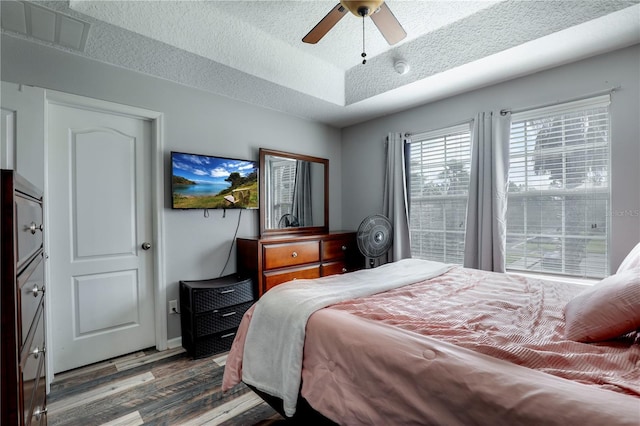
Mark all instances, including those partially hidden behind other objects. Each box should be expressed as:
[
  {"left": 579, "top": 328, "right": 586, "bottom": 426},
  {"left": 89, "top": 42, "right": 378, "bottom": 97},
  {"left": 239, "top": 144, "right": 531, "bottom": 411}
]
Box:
[{"left": 260, "top": 148, "right": 328, "bottom": 237}]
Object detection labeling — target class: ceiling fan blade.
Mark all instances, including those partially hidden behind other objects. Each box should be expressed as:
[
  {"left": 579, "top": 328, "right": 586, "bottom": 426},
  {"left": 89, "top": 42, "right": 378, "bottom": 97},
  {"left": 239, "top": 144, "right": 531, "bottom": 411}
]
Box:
[
  {"left": 370, "top": 3, "right": 406, "bottom": 45},
  {"left": 302, "top": 3, "right": 348, "bottom": 44}
]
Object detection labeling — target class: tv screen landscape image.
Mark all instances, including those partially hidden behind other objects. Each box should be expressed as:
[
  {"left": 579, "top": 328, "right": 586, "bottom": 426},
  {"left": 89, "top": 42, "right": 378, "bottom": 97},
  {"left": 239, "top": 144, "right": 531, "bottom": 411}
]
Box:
[{"left": 171, "top": 151, "right": 258, "bottom": 209}]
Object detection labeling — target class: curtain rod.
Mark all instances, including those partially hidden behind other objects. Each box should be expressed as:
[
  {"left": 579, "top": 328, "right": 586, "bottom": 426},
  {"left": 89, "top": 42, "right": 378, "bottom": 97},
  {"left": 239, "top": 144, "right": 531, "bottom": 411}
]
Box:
[
  {"left": 404, "top": 117, "right": 474, "bottom": 139},
  {"left": 499, "top": 85, "right": 620, "bottom": 116}
]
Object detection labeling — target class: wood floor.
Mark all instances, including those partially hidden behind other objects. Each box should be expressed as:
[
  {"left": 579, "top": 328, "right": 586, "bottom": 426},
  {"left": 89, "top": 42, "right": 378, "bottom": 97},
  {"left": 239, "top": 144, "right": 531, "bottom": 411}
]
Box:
[{"left": 47, "top": 347, "right": 285, "bottom": 425}]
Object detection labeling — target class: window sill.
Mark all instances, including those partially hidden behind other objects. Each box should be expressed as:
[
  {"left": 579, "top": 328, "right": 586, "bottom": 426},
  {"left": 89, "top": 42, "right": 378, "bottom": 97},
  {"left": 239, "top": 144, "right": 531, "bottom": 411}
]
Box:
[{"left": 506, "top": 270, "right": 601, "bottom": 287}]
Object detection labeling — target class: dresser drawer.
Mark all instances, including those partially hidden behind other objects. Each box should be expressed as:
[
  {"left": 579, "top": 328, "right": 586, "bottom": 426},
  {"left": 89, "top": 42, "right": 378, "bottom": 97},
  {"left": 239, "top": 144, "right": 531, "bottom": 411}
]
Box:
[
  {"left": 183, "top": 329, "right": 238, "bottom": 359},
  {"left": 22, "top": 352, "right": 46, "bottom": 426},
  {"left": 16, "top": 195, "right": 43, "bottom": 271},
  {"left": 18, "top": 256, "right": 45, "bottom": 348},
  {"left": 21, "top": 304, "right": 45, "bottom": 369},
  {"left": 321, "top": 261, "right": 348, "bottom": 276},
  {"left": 263, "top": 264, "right": 321, "bottom": 292},
  {"left": 192, "top": 301, "right": 252, "bottom": 337},
  {"left": 181, "top": 276, "right": 254, "bottom": 313},
  {"left": 21, "top": 307, "right": 45, "bottom": 425},
  {"left": 263, "top": 241, "right": 320, "bottom": 269},
  {"left": 322, "top": 238, "right": 354, "bottom": 262}
]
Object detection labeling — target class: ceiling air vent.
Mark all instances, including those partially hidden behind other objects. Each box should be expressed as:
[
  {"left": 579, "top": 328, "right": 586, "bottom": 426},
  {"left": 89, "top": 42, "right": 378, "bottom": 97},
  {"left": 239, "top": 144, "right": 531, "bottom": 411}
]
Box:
[{"left": 1, "top": 0, "right": 90, "bottom": 52}]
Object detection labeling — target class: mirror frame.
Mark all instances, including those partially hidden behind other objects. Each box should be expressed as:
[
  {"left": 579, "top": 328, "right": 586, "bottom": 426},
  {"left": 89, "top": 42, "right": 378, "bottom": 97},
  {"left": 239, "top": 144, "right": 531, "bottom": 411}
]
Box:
[{"left": 259, "top": 148, "right": 329, "bottom": 237}]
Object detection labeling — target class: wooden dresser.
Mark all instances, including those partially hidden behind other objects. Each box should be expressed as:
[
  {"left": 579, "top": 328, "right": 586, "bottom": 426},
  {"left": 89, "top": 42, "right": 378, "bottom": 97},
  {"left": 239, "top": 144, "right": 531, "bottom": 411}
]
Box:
[
  {"left": 1, "top": 170, "right": 47, "bottom": 426},
  {"left": 237, "top": 231, "right": 363, "bottom": 297}
]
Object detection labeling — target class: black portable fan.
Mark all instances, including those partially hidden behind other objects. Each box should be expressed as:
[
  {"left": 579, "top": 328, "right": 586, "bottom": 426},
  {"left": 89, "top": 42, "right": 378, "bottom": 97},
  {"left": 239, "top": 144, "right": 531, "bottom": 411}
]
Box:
[
  {"left": 357, "top": 214, "right": 393, "bottom": 268},
  {"left": 278, "top": 213, "right": 299, "bottom": 228}
]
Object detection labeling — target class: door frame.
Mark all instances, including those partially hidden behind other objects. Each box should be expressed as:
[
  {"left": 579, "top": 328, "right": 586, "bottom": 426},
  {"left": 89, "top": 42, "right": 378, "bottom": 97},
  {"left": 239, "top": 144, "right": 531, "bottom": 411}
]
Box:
[{"left": 44, "top": 90, "right": 166, "bottom": 383}]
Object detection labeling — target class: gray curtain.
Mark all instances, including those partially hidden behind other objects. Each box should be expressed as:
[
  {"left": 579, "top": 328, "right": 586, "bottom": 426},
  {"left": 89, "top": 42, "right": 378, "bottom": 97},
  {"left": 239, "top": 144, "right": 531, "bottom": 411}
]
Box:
[
  {"left": 464, "top": 112, "right": 512, "bottom": 272},
  {"left": 383, "top": 132, "right": 412, "bottom": 263},
  {"left": 292, "top": 160, "right": 312, "bottom": 226}
]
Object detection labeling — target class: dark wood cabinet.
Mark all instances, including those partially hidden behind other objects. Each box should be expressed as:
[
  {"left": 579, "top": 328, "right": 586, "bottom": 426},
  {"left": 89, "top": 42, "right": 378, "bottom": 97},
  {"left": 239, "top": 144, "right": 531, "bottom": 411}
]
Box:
[
  {"left": 237, "top": 231, "right": 363, "bottom": 297},
  {"left": 1, "top": 170, "right": 47, "bottom": 426},
  {"left": 179, "top": 275, "right": 255, "bottom": 358}
]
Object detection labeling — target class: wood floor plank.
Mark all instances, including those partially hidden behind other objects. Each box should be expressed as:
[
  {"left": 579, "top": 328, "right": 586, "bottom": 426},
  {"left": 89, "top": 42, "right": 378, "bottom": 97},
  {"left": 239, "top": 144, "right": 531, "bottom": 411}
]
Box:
[
  {"left": 54, "top": 351, "right": 146, "bottom": 382},
  {"left": 186, "top": 391, "right": 264, "bottom": 425},
  {"left": 47, "top": 348, "right": 283, "bottom": 425},
  {"left": 219, "top": 404, "right": 284, "bottom": 426},
  {"left": 136, "top": 366, "right": 241, "bottom": 424},
  {"left": 115, "top": 347, "right": 185, "bottom": 371},
  {"left": 51, "top": 351, "right": 189, "bottom": 404},
  {"left": 48, "top": 372, "right": 155, "bottom": 416},
  {"left": 99, "top": 411, "right": 144, "bottom": 426},
  {"left": 212, "top": 353, "right": 228, "bottom": 367}
]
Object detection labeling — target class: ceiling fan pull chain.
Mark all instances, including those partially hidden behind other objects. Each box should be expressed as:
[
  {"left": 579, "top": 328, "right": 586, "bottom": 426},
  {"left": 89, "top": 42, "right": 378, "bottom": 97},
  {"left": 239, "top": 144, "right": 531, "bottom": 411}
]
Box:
[{"left": 361, "top": 15, "right": 367, "bottom": 65}]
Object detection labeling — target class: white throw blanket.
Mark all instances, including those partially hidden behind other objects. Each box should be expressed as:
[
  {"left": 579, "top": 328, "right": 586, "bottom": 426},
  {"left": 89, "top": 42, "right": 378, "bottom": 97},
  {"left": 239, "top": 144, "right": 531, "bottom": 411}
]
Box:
[{"left": 241, "top": 258, "right": 453, "bottom": 417}]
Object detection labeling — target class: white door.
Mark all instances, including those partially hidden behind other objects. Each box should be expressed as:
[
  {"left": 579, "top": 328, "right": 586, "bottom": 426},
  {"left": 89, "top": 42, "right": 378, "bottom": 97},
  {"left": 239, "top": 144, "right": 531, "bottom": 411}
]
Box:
[{"left": 48, "top": 101, "right": 155, "bottom": 373}]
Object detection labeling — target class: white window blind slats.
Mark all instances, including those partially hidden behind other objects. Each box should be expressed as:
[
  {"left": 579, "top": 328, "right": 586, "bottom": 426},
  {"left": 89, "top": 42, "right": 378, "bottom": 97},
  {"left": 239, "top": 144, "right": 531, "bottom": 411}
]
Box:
[
  {"left": 409, "top": 125, "right": 472, "bottom": 264},
  {"left": 408, "top": 97, "right": 610, "bottom": 277},
  {"left": 506, "top": 100, "right": 610, "bottom": 279},
  {"left": 268, "top": 161, "right": 296, "bottom": 228},
  {"left": 510, "top": 94, "right": 610, "bottom": 122}
]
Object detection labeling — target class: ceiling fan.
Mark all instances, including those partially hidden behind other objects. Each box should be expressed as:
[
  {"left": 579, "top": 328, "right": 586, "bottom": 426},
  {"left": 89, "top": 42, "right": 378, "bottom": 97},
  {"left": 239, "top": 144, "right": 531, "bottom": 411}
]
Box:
[{"left": 302, "top": 1, "right": 407, "bottom": 63}]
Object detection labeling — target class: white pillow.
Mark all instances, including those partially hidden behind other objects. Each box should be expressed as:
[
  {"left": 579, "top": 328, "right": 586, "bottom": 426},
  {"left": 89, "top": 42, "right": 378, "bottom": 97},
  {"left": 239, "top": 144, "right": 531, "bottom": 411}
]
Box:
[
  {"left": 617, "top": 241, "right": 640, "bottom": 274},
  {"left": 564, "top": 268, "right": 640, "bottom": 342}
]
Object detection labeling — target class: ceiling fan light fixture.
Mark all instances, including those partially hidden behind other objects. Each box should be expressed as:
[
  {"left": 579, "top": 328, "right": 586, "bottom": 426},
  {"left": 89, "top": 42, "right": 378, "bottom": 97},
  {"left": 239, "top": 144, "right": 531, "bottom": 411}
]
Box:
[
  {"left": 340, "top": 0, "right": 384, "bottom": 17},
  {"left": 302, "top": 0, "right": 406, "bottom": 48}
]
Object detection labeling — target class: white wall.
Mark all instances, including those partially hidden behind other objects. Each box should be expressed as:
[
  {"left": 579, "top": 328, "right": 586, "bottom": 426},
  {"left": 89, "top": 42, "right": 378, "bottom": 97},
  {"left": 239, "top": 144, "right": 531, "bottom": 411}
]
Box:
[
  {"left": 1, "top": 83, "right": 45, "bottom": 187},
  {"left": 1, "top": 35, "right": 342, "bottom": 340},
  {"left": 341, "top": 44, "right": 640, "bottom": 272}
]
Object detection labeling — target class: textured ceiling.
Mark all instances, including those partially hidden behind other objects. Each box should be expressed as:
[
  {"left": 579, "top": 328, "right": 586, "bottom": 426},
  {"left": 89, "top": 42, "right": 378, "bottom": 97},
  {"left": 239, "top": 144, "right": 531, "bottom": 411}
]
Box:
[{"left": 2, "top": 1, "right": 639, "bottom": 127}]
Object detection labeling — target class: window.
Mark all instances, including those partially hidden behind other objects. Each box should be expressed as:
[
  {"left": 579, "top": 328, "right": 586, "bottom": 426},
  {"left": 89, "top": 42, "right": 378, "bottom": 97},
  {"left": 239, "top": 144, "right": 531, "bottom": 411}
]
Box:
[
  {"left": 506, "top": 95, "right": 610, "bottom": 278},
  {"left": 408, "top": 124, "right": 472, "bottom": 264},
  {"left": 266, "top": 158, "right": 296, "bottom": 228}
]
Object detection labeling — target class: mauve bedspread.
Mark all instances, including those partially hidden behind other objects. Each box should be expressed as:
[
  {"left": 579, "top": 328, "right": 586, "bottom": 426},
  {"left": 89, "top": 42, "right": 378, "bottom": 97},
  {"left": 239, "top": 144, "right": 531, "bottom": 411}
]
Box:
[{"left": 223, "top": 265, "right": 640, "bottom": 425}]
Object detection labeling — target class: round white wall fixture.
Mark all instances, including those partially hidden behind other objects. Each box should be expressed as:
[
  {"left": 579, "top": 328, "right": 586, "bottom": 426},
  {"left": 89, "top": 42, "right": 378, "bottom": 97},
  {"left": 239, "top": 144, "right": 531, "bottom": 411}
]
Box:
[{"left": 394, "top": 60, "right": 410, "bottom": 75}]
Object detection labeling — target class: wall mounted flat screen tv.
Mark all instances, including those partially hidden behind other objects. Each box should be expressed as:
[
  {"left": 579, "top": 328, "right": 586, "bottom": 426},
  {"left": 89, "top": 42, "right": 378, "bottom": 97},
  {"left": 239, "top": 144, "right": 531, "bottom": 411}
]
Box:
[{"left": 171, "top": 151, "right": 258, "bottom": 209}]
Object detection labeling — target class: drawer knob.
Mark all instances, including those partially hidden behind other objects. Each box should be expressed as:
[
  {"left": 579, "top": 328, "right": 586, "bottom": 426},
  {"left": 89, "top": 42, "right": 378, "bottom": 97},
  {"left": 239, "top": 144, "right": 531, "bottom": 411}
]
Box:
[
  {"left": 291, "top": 251, "right": 298, "bottom": 258},
  {"left": 31, "top": 284, "right": 45, "bottom": 297},
  {"left": 31, "top": 346, "right": 46, "bottom": 359},
  {"left": 342, "top": 267, "right": 347, "bottom": 273},
  {"left": 342, "top": 245, "right": 347, "bottom": 251},
  {"left": 28, "top": 222, "right": 44, "bottom": 234},
  {"left": 33, "top": 407, "right": 47, "bottom": 421}
]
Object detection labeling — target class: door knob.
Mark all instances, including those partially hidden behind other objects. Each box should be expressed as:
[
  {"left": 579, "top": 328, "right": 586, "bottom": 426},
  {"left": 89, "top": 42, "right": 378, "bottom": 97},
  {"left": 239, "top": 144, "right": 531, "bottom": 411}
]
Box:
[{"left": 141, "top": 242, "right": 152, "bottom": 250}]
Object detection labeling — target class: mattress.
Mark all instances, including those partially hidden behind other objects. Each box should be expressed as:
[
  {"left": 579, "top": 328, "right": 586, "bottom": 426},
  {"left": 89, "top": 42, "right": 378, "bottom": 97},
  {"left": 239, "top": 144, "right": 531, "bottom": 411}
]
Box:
[{"left": 223, "top": 263, "right": 640, "bottom": 425}]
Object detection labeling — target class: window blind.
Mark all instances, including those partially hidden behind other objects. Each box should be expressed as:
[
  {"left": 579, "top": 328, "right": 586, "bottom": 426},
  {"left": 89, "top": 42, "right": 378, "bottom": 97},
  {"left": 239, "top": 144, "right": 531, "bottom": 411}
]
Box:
[
  {"left": 268, "top": 160, "right": 296, "bottom": 228},
  {"left": 506, "top": 95, "right": 611, "bottom": 278},
  {"left": 408, "top": 123, "right": 472, "bottom": 264}
]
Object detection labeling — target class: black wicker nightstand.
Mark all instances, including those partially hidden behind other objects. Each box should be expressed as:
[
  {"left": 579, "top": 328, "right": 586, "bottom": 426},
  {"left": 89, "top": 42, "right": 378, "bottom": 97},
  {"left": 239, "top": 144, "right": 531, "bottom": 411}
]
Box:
[{"left": 179, "top": 275, "right": 255, "bottom": 358}]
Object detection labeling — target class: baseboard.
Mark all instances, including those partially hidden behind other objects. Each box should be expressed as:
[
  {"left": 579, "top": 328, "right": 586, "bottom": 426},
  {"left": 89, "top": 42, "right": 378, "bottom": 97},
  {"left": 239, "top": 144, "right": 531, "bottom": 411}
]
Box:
[{"left": 167, "top": 336, "right": 182, "bottom": 350}]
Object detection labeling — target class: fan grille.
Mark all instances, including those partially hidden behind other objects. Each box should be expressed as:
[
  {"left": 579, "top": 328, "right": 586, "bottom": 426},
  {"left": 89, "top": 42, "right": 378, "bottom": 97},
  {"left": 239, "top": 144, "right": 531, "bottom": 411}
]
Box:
[{"left": 357, "top": 214, "right": 393, "bottom": 258}]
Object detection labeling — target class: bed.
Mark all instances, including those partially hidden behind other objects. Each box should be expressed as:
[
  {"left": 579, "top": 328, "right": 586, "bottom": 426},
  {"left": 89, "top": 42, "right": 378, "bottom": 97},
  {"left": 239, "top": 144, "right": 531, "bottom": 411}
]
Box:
[{"left": 222, "top": 253, "right": 640, "bottom": 425}]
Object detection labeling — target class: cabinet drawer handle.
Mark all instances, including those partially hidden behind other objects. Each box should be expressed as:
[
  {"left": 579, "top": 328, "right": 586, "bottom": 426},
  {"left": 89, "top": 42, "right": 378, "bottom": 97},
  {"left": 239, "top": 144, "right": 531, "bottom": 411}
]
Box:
[
  {"left": 31, "top": 284, "right": 45, "bottom": 297},
  {"left": 220, "top": 289, "right": 235, "bottom": 294},
  {"left": 33, "top": 407, "right": 47, "bottom": 421},
  {"left": 221, "top": 332, "right": 236, "bottom": 339},
  {"left": 221, "top": 311, "right": 236, "bottom": 317},
  {"left": 342, "top": 267, "right": 347, "bottom": 273},
  {"left": 291, "top": 251, "right": 298, "bottom": 258},
  {"left": 341, "top": 245, "right": 347, "bottom": 251},
  {"left": 28, "top": 222, "right": 44, "bottom": 235},
  {"left": 31, "top": 346, "right": 45, "bottom": 359}
]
